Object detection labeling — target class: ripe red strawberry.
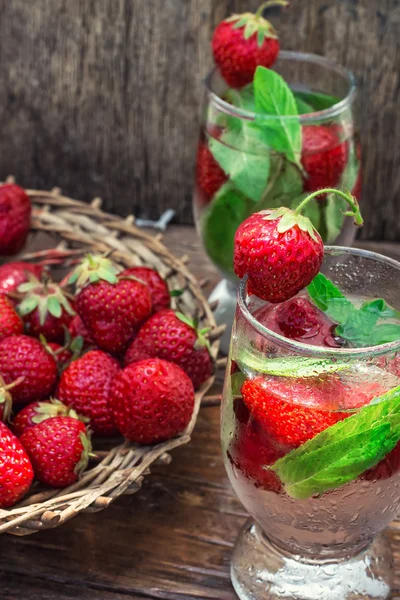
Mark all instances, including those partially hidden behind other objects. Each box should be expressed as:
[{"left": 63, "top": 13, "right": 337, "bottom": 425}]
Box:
[
  {"left": 13, "top": 399, "right": 83, "bottom": 437},
  {"left": 234, "top": 191, "right": 362, "bottom": 302},
  {"left": 0, "top": 184, "right": 32, "bottom": 255},
  {"left": 0, "top": 422, "right": 34, "bottom": 507},
  {"left": 124, "top": 309, "right": 213, "bottom": 389},
  {"left": 227, "top": 397, "right": 288, "bottom": 492},
  {"left": 20, "top": 416, "right": 92, "bottom": 488},
  {"left": 69, "top": 255, "right": 152, "bottom": 355},
  {"left": 256, "top": 297, "right": 344, "bottom": 348},
  {"left": 0, "top": 262, "right": 43, "bottom": 297},
  {"left": 0, "top": 335, "right": 57, "bottom": 405},
  {"left": 68, "top": 314, "right": 94, "bottom": 348},
  {"left": 57, "top": 350, "right": 120, "bottom": 436},
  {"left": 301, "top": 125, "right": 348, "bottom": 193},
  {"left": 111, "top": 358, "right": 194, "bottom": 444},
  {"left": 120, "top": 266, "right": 170, "bottom": 313},
  {"left": 234, "top": 208, "right": 324, "bottom": 302},
  {"left": 241, "top": 376, "right": 384, "bottom": 447},
  {"left": 195, "top": 140, "right": 228, "bottom": 201},
  {"left": 212, "top": 3, "right": 285, "bottom": 88},
  {"left": 0, "top": 295, "right": 23, "bottom": 341},
  {"left": 17, "top": 276, "right": 75, "bottom": 343}
]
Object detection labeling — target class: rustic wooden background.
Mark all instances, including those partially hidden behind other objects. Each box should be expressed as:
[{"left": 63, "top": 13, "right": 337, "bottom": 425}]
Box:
[{"left": 0, "top": 0, "right": 399, "bottom": 239}]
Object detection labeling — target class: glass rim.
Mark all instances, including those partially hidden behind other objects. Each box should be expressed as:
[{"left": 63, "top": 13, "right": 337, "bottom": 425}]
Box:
[
  {"left": 205, "top": 50, "right": 357, "bottom": 123},
  {"left": 238, "top": 246, "right": 400, "bottom": 358}
]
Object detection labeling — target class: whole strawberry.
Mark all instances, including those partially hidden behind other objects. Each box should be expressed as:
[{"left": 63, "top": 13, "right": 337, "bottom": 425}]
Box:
[
  {"left": 57, "top": 350, "right": 120, "bottom": 436},
  {"left": 17, "top": 276, "right": 75, "bottom": 343},
  {"left": 69, "top": 254, "right": 152, "bottom": 355},
  {"left": 0, "top": 422, "right": 34, "bottom": 507},
  {"left": 0, "top": 261, "right": 43, "bottom": 297},
  {"left": 13, "top": 398, "right": 84, "bottom": 437},
  {"left": 111, "top": 358, "right": 195, "bottom": 444},
  {"left": 0, "top": 184, "right": 32, "bottom": 255},
  {"left": 120, "top": 266, "right": 170, "bottom": 313},
  {"left": 195, "top": 140, "right": 228, "bottom": 201},
  {"left": 302, "top": 125, "right": 348, "bottom": 193},
  {"left": 212, "top": 1, "right": 287, "bottom": 89},
  {"left": 0, "top": 335, "right": 57, "bottom": 405},
  {"left": 20, "top": 416, "right": 92, "bottom": 488},
  {"left": 233, "top": 189, "right": 363, "bottom": 302},
  {"left": 0, "top": 295, "right": 23, "bottom": 342},
  {"left": 124, "top": 309, "right": 213, "bottom": 389}
]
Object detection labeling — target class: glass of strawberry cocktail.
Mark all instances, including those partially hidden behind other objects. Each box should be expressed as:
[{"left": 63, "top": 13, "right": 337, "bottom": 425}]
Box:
[
  {"left": 194, "top": 51, "right": 360, "bottom": 353},
  {"left": 222, "top": 247, "right": 400, "bottom": 600}
]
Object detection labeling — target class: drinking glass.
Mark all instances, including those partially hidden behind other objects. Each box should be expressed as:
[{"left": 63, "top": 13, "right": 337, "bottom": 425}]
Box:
[
  {"left": 221, "top": 247, "right": 400, "bottom": 600},
  {"left": 194, "top": 52, "right": 360, "bottom": 353}
]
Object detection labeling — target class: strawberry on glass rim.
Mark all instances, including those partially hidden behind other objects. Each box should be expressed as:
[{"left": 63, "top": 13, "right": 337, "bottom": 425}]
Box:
[
  {"left": 234, "top": 188, "right": 363, "bottom": 303},
  {"left": 212, "top": 1, "right": 288, "bottom": 88}
]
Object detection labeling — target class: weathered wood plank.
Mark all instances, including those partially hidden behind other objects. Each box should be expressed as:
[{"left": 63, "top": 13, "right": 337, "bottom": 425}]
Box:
[{"left": 0, "top": 1, "right": 399, "bottom": 238}]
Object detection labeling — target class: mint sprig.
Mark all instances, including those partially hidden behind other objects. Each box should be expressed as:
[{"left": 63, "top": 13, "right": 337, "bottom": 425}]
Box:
[
  {"left": 253, "top": 66, "right": 302, "bottom": 169},
  {"left": 235, "top": 346, "right": 351, "bottom": 378},
  {"left": 307, "top": 273, "right": 400, "bottom": 347},
  {"left": 271, "top": 384, "right": 400, "bottom": 499}
]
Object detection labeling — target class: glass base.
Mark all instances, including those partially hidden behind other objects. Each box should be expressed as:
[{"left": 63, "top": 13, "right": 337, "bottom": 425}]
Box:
[
  {"left": 208, "top": 278, "right": 237, "bottom": 355},
  {"left": 231, "top": 520, "right": 393, "bottom": 600}
]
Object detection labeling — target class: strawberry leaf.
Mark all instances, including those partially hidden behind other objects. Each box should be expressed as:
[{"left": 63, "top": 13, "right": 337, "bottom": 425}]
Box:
[
  {"left": 170, "top": 289, "right": 184, "bottom": 297},
  {"left": 18, "top": 296, "right": 40, "bottom": 315},
  {"left": 47, "top": 297, "right": 62, "bottom": 319},
  {"left": 253, "top": 67, "right": 302, "bottom": 169},
  {"left": 271, "top": 385, "right": 400, "bottom": 499}
]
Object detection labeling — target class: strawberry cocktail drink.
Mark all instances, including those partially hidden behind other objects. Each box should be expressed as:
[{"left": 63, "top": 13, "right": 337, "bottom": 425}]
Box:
[
  {"left": 222, "top": 191, "right": 400, "bottom": 599},
  {"left": 194, "top": 2, "right": 361, "bottom": 353}
]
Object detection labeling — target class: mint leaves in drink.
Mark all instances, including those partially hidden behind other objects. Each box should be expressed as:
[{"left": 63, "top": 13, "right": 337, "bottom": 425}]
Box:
[
  {"left": 307, "top": 273, "right": 400, "bottom": 347},
  {"left": 271, "top": 385, "right": 400, "bottom": 499},
  {"left": 253, "top": 67, "right": 302, "bottom": 169}
]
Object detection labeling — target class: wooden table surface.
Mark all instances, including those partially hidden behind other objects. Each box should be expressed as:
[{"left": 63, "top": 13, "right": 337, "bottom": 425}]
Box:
[{"left": 2, "top": 227, "right": 400, "bottom": 600}]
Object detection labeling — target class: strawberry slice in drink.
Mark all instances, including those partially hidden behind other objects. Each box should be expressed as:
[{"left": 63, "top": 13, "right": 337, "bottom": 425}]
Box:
[
  {"left": 256, "top": 296, "right": 344, "bottom": 348},
  {"left": 227, "top": 396, "right": 289, "bottom": 493},
  {"left": 241, "top": 375, "right": 389, "bottom": 449}
]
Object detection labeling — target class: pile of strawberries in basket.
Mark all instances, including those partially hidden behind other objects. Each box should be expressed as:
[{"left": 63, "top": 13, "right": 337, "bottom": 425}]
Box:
[{"left": 0, "top": 184, "right": 214, "bottom": 508}]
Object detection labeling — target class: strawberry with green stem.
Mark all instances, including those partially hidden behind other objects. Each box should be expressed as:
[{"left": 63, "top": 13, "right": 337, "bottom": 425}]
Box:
[
  {"left": 13, "top": 398, "right": 87, "bottom": 437},
  {"left": 17, "top": 275, "right": 75, "bottom": 343},
  {"left": 234, "top": 188, "right": 363, "bottom": 303},
  {"left": 212, "top": 1, "right": 289, "bottom": 89},
  {"left": 20, "top": 416, "right": 93, "bottom": 488},
  {"left": 69, "top": 254, "right": 152, "bottom": 355},
  {"left": 124, "top": 309, "right": 214, "bottom": 389}
]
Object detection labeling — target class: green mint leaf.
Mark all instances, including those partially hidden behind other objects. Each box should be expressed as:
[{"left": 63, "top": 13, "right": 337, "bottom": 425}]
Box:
[
  {"left": 307, "top": 273, "right": 351, "bottom": 317},
  {"left": 292, "top": 90, "right": 340, "bottom": 111},
  {"left": 271, "top": 385, "right": 400, "bottom": 499},
  {"left": 253, "top": 67, "right": 302, "bottom": 168},
  {"left": 294, "top": 96, "right": 315, "bottom": 115},
  {"left": 235, "top": 346, "right": 351, "bottom": 378},
  {"left": 225, "top": 83, "right": 256, "bottom": 113},
  {"left": 361, "top": 298, "right": 400, "bottom": 320},
  {"left": 209, "top": 126, "right": 270, "bottom": 202},
  {"left": 257, "top": 156, "right": 303, "bottom": 211},
  {"left": 201, "top": 182, "right": 253, "bottom": 275}
]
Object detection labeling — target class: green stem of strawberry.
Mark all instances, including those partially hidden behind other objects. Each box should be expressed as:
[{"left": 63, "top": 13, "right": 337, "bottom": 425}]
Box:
[
  {"left": 255, "top": 0, "right": 289, "bottom": 18},
  {"left": 294, "top": 189, "right": 363, "bottom": 226}
]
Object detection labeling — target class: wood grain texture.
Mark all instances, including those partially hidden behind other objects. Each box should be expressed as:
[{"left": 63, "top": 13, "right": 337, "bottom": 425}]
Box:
[{"left": 0, "top": 1, "right": 399, "bottom": 231}]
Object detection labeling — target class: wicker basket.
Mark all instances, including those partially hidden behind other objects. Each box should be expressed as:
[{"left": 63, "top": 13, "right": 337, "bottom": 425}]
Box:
[{"left": 0, "top": 180, "right": 224, "bottom": 536}]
